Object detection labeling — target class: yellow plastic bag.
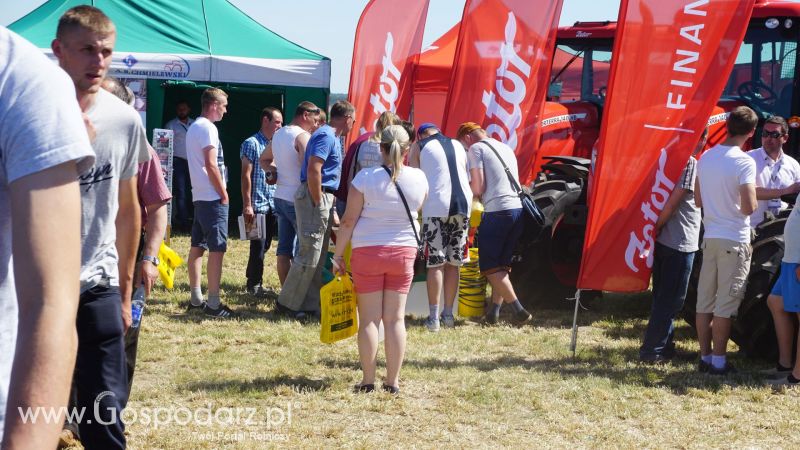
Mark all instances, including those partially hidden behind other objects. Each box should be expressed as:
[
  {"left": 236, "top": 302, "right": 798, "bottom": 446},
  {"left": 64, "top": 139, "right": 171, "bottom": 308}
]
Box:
[
  {"left": 320, "top": 275, "right": 358, "bottom": 344},
  {"left": 470, "top": 199, "right": 484, "bottom": 228},
  {"left": 157, "top": 242, "right": 184, "bottom": 289}
]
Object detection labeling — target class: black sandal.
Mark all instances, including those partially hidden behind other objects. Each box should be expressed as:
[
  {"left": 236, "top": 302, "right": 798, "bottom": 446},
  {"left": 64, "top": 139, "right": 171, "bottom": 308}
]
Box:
[
  {"left": 354, "top": 384, "right": 374, "bottom": 393},
  {"left": 382, "top": 384, "right": 400, "bottom": 395}
]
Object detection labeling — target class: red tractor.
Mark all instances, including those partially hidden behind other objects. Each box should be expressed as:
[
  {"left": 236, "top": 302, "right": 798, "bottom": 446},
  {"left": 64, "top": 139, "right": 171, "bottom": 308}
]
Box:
[{"left": 514, "top": 1, "right": 800, "bottom": 358}]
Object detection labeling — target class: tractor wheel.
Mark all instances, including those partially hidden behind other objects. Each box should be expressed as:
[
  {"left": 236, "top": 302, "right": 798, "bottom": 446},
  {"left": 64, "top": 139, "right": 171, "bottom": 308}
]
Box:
[
  {"left": 510, "top": 178, "right": 587, "bottom": 309},
  {"left": 683, "top": 215, "right": 787, "bottom": 360}
]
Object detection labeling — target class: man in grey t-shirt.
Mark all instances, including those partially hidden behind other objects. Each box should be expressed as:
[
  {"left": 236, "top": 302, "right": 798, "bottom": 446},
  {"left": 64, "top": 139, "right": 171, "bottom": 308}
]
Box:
[
  {"left": 53, "top": 6, "right": 150, "bottom": 448},
  {"left": 458, "top": 122, "right": 532, "bottom": 328},
  {"left": 639, "top": 129, "right": 706, "bottom": 363}
]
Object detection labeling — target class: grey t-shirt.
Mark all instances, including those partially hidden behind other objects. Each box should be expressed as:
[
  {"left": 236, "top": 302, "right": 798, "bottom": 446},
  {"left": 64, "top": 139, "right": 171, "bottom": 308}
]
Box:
[
  {"left": 0, "top": 27, "right": 95, "bottom": 441},
  {"left": 80, "top": 88, "right": 150, "bottom": 292},
  {"left": 467, "top": 138, "right": 522, "bottom": 212},
  {"left": 657, "top": 156, "right": 701, "bottom": 253}
]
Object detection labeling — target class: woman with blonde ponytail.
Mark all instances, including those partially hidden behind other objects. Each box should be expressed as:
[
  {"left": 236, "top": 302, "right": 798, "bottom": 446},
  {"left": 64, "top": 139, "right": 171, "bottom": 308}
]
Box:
[{"left": 332, "top": 125, "right": 428, "bottom": 395}]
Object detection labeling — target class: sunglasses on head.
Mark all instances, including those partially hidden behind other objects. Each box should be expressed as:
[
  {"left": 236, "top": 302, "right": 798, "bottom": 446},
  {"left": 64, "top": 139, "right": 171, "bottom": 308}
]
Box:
[
  {"left": 304, "top": 108, "right": 321, "bottom": 114},
  {"left": 762, "top": 130, "right": 785, "bottom": 139}
]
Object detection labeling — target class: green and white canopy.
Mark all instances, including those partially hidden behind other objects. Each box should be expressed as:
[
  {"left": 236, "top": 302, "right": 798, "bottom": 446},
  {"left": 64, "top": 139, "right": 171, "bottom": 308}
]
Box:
[{"left": 10, "top": 0, "right": 330, "bottom": 89}]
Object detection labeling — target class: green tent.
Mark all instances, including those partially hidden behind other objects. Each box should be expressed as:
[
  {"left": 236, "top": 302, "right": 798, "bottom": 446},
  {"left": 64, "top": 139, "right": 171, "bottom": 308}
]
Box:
[{"left": 10, "top": 0, "right": 330, "bottom": 220}]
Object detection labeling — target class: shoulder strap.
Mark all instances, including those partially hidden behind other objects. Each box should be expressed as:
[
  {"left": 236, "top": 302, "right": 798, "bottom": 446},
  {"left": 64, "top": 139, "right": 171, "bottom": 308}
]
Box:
[
  {"left": 479, "top": 140, "right": 523, "bottom": 195},
  {"left": 382, "top": 165, "right": 422, "bottom": 247}
]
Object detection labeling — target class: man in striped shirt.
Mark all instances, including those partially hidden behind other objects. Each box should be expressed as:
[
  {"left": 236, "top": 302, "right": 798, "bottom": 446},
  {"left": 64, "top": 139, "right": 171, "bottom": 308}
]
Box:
[
  {"left": 241, "top": 107, "right": 282, "bottom": 296},
  {"left": 639, "top": 128, "right": 706, "bottom": 364}
]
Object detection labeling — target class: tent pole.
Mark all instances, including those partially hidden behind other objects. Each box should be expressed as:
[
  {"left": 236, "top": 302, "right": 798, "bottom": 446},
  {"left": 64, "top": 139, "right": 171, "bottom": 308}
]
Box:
[{"left": 569, "top": 289, "right": 582, "bottom": 360}]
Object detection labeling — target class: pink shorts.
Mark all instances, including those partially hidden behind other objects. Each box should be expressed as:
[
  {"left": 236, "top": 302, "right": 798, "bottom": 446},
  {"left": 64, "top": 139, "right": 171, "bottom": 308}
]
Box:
[{"left": 350, "top": 245, "right": 417, "bottom": 294}]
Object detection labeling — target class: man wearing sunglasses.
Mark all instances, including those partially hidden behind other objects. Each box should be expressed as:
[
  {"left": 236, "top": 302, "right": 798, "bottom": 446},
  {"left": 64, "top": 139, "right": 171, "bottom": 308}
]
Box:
[
  {"left": 746, "top": 116, "right": 800, "bottom": 380},
  {"left": 747, "top": 116, "right": 800, "bottom": 228}
]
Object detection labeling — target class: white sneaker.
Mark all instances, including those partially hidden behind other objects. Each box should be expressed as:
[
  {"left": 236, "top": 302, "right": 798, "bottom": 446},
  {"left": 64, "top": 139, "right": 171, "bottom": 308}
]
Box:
[{"left": 425, "top": 315, "right": 440, "bottom": 332}]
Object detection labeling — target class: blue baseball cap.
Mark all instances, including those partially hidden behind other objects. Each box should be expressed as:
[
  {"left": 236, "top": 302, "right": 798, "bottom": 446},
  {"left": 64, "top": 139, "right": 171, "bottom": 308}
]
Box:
[{"left": 417, "top": 122, "right": 439, "bottom": 135}]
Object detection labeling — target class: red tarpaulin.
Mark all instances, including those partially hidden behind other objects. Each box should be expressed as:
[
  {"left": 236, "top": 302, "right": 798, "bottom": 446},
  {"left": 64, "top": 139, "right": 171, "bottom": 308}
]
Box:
[
  {"left": 347, "top": 0, "right": 430, "bottom": 144},
  {"left": 577, "top": 0, "right": 755, "bottom": 292},
  {"left": 441, "top": 0, "right": 564, "bottom": 186},
  {"left": 412, "top": 22, "right": 460, "bottom": 126}
]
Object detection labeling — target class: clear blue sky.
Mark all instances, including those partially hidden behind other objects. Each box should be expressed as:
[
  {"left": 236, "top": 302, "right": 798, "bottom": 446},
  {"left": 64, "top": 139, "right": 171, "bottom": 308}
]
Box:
[{"left": 1, "top": 0, "right": 619, "bottom": 92}]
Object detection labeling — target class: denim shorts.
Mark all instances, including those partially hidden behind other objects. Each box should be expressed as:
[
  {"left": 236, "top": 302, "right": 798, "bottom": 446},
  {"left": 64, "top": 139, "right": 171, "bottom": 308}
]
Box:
[
  {"left": 191, "top": 200, "right": 229, "bottom": 252},
  {"left": 477, "top": 208, "right": 524, "bottom": 274},
  {"left": 274, "top": 197, "right": 298, "bottom": 257}
]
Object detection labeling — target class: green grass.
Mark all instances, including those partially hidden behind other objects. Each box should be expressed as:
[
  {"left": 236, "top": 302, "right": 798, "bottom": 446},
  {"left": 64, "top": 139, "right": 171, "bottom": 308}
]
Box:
[{"left": 115, "top": 235, "right": 800, "bottom": 449}]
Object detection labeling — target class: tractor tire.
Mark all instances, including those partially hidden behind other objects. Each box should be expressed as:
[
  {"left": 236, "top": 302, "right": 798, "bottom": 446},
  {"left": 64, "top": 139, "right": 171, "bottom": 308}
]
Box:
[
  {"left": 510, "top": 177, "right": 587, "bottom": 309},
  {"left": 683, "top": 215, "right": 788, "bottom": 360}
]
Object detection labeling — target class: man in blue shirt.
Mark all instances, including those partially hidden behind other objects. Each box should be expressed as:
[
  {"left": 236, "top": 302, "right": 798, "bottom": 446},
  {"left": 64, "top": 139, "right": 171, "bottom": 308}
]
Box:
[
  {"left": 276, "top": 100, "right": 355, "bottom": 318},
  {"left": 241, "top": 107, "right": 282, "bottom": 296}
]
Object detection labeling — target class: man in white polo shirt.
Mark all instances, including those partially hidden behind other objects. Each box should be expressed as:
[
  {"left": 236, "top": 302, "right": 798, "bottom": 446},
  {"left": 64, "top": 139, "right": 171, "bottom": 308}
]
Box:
[
  {"left": 695, "top": 106, "right": 758, "bottom": 375},
  {"left": 746, "top": 115, "right": 800, "bottom": 378},
  {"left": 747, "top": 116, "right": 800, "bottom": 227}
]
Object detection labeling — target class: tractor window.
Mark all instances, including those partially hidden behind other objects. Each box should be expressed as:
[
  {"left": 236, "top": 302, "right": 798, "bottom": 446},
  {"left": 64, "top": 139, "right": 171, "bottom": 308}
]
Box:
[
  {"left": 723, "top": 26, "right": 798, "bottom": 119},
  {"left": 550, "top": 42, "right": 612, "bottom": 104}
]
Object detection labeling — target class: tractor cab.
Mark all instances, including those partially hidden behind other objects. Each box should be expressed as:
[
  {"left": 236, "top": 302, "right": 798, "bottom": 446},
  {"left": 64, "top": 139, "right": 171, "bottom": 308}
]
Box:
[{"left": 723, "top": 4, "right": 800, "bottom": 156}]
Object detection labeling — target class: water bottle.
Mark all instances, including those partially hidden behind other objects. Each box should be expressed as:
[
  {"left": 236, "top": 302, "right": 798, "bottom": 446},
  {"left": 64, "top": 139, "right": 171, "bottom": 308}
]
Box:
[{"left": 131, "top": 286, "right": 145, "bottom": 329}]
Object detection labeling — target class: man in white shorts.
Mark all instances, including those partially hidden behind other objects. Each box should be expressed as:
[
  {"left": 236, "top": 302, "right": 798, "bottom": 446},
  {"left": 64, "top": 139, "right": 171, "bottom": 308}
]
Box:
[{"left": 410, "top": 123, "right": 472, "bottom": 331}]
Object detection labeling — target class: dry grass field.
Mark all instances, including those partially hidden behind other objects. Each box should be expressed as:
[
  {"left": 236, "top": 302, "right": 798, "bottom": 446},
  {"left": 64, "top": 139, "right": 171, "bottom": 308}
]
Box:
[{"left": 91, "top": 235, "right": 800, "bottom": 449}]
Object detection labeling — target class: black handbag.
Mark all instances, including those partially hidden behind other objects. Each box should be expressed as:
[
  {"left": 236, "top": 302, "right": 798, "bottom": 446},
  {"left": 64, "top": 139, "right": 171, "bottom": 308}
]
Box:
[
  {"left": 479, "top": 140, "right": 546, "bottom": 234},
  {"left": 382, "top": 165, "right": 426, "bottom": 276}
]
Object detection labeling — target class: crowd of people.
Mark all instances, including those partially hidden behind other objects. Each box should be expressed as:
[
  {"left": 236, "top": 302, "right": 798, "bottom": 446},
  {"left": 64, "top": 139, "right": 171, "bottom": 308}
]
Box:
[
  {"left": 639, "top": 106, "right": 800, "bottom": 388},
  {"left": 3, "top": 4, "right": 800, "bottom": 450}
]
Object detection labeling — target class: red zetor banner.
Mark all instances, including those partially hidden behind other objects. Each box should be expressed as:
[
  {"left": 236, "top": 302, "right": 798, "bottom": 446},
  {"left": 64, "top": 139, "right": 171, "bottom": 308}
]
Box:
[
  {"left": 577, "top": 0, "right": 754, "bottom": 292},
  {"left": 346, "top": 0, "right": 430, "bottom": 145},
  {"left": 441, "top": 0, "right": 564, "bottom": 186}
]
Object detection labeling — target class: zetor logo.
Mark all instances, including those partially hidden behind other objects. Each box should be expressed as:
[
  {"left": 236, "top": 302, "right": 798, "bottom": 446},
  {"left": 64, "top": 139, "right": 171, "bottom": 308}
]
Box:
[
  {"left": 361, "top": 32, "right": 401, "bottom": 135},
  {"left": 624, "top": 149, "right": 675, "bottom": 273},
  {"left": 482, "top": 12, "right": 530, "bottom": 151},
  {"left": 369, "top": 32, "right": 401, "bottom": 116}
]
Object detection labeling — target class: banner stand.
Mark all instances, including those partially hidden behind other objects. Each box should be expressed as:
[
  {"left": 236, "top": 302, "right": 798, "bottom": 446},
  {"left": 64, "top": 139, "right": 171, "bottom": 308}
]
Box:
[{"left": 569, "top": 289, "right": 583, "bottom": 359}]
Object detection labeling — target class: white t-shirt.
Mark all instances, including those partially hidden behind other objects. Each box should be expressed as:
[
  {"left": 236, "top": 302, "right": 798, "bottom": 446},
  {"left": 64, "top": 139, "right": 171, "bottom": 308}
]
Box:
[
  {"left": 186, "top": 116, "right": 226, "bottom": 202},
  {"left": 271, "top": 124, "right": 306, "bottom": 202},
  {"left": 746, "top": 147, "right": 800, "bottom": 226},
  {"left": 467, "top": 138, "right": 523, "bottom": 212},
  {"left": 418, "top": 134, "right": 472, "bottom": 218},
  {"left": 697, "top": 144, "right": 757, "bottom": 243},
  {"left": 164, "top": 116, "right": 194, "bottom": 159},
  {"left": 356, "top": 139, "right": 383, "bottom": 171},
  {"left": 0, "top": 27, "right": 95, "bottom": 441},
  {"left": 80, "top": 89, "right": 151, "bottom": 291},
  {"left": 351, "top": 166, "right": 428, "bottom": 248}
]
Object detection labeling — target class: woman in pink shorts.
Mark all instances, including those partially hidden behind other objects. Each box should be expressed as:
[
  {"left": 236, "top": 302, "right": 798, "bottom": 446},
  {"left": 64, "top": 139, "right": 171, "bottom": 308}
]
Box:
[{"left": 332, "top": 125, "right": 428, "bottom": 394}]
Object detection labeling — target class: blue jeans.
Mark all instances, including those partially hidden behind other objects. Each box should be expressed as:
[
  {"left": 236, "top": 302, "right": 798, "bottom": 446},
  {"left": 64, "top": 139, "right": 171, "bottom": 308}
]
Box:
[
  {"left": 275, "top": 198, "right": 298, "bottom": 257},
  {"left": 640, "top": 242, "right": 696, "bottom": 359}
]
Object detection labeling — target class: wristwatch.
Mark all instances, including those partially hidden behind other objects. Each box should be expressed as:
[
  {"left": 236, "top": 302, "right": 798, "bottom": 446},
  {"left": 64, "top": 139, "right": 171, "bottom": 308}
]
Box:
[{"left": 142, "top": 255, "right": 160, "bottom": 266}]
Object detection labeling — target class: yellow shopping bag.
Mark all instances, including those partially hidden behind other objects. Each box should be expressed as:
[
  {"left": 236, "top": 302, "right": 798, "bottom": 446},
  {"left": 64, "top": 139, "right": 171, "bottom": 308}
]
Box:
[
  {"left": 320, "top": 275, "right": 358, "bottom": 344},
  {"left": 157, "top": 242, "right": 184, "bottom": 289}
]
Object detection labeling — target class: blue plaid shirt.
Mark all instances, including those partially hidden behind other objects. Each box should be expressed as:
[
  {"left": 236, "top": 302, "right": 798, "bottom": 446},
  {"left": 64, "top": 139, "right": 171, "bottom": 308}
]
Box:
[{"left": 240, "top": 130, "right": 275, "bottom": 213}]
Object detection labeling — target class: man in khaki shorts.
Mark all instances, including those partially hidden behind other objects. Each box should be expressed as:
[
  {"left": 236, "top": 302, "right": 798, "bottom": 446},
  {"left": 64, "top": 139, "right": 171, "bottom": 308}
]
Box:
[{"left": 695, "top": 106, "right": 758, "bottom": 375}]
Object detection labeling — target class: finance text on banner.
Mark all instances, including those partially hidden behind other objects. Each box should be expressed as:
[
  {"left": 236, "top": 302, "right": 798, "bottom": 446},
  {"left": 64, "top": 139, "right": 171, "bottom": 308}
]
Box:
[
  {"left": 346, "top": 0, "right": 430, "bottom": 145},
  {"left": 577, "top": 0, "right": 755, "bottom": 292},
  {"left": 441, "top": 0, "right": 564, "bottom": 186}
]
